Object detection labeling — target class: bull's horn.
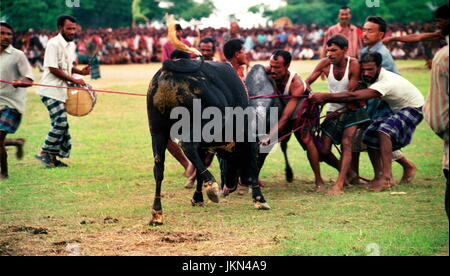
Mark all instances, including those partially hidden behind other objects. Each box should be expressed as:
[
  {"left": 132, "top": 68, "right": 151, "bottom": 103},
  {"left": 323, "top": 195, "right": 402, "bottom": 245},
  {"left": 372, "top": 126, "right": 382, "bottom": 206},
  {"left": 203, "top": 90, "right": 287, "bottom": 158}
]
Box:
[{"left": 165, "top": 14, "right": 202, "bottom": 57}]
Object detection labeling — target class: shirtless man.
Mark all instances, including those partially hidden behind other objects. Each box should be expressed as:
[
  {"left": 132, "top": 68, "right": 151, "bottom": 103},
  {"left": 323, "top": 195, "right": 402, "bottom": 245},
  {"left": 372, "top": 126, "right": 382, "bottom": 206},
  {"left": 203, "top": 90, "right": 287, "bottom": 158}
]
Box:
[
  {"left": 261, "top": 50, "right": 339, "bottom": 191},
  {"left": 306, "top": 34, "right": 370, "bottom": 195}
]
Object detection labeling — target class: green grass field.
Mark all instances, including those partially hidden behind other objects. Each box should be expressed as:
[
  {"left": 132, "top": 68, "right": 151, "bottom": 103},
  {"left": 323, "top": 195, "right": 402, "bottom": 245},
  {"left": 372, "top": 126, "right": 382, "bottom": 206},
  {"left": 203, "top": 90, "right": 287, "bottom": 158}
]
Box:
[{"left": 0, "top": 60, "right": 448, "bottom": 256}]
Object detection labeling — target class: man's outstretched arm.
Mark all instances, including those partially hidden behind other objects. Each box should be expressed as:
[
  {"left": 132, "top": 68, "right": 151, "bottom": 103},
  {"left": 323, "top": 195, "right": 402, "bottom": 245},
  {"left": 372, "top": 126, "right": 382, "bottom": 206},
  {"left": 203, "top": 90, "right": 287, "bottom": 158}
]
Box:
[
  {"left": 383, "top": 31, "right": 442, "bottom": 44},
  {"left": 309, "top": 88, "right": 381, "bottom": 105}
]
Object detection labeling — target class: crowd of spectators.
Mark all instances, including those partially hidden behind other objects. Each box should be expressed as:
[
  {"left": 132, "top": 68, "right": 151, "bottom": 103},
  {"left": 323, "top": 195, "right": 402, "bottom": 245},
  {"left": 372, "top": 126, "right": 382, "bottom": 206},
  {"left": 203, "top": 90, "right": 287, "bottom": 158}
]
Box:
[{"left": 12, "top": 21, "right": 445, "bottom": 68}]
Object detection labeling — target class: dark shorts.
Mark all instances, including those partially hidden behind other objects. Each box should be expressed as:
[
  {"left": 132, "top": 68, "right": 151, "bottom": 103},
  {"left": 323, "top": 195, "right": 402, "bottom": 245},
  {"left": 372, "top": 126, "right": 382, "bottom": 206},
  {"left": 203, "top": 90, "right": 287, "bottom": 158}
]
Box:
[
  {"left": 0, "top": 107, "right": 22, "bottom": 134},
  {"left": 321, "top": 108, "right": 370, "bottom": 145},
  {"left": 363, "top": 106, "right": 423, "bottom": 151}
]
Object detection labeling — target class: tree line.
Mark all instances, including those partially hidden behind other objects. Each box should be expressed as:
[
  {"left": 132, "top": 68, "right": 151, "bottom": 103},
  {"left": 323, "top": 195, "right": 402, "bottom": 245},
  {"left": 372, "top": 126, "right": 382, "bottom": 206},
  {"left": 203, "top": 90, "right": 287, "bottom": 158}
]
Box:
[
  {"left": 0, "top": 0, "right": 214, "bottom": 31},
  {"left": 1, "top": 0, "right": 447, "bottom": 31},
  {"left": 251, "top": 0, "right": 448, "bottom": 26}
]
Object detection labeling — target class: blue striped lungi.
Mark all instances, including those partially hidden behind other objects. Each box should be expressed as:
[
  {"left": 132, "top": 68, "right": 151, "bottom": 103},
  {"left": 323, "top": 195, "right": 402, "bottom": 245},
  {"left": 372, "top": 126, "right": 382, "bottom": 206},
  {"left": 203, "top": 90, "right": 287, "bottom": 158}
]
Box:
[
  {"left": 40, "top": 96, "right": 71, "bottom": 158},
  {"left": 0, "top": 107, "right": 22, "bottom": 134},
  {"left": 363, "top": 106, "right": 423, "bottom": 151}
]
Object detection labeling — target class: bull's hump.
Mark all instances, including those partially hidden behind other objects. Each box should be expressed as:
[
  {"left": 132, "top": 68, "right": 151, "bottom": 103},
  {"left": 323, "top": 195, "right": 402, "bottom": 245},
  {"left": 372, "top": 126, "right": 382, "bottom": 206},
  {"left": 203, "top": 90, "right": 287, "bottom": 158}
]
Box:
[
  {"left": 246, "top": 64, "right": 274, "bottom": 97},
  {"left": 163, "top": 59, "right": 203, "bottom": 73},
  {"left": 153, "top": 71, "right": 200, "bottom": 114}
]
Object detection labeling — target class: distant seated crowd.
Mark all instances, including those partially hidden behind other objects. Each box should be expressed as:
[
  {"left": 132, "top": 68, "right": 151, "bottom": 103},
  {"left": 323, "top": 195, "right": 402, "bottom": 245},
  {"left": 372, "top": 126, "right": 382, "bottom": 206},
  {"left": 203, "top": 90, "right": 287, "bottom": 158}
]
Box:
[{"left": 13, "top": 21, "right": 445, "bottom": 68}]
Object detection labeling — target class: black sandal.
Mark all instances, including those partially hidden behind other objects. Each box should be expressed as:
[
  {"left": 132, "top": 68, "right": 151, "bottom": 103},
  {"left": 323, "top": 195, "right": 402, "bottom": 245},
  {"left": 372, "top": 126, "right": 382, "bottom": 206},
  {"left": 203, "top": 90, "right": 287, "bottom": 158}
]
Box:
[
  {"left": 35, "top": 154, "right": 56, "bottom": 168},
  {"left": 54, "top": 160, "right": 69, "bottom": 167}
]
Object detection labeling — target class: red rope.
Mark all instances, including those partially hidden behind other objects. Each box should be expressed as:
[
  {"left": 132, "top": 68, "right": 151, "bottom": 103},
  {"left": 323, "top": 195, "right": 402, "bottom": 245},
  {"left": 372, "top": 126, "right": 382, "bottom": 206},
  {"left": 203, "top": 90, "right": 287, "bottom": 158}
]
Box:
[
  {"left": 248, "top": 94, "right": 309, "bottom": 100},
  {"left": 1, "top": 81, "right": 307, "bottom": 100},
  {"left": 0, "top": 80, "right": 147, "bottom": 97},
  {"left": 6, "top": 78, "right": 350, "bottom": 153},
  {"left": 265, "top": 104, "right": 347, "bottom": 148}
]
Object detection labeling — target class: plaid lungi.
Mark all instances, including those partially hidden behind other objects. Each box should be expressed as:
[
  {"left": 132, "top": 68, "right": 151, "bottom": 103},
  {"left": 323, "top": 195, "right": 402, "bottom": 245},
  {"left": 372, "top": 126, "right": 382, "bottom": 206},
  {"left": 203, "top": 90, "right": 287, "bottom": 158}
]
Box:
[
  {"left": 363, "top": 106, "right": 423, "bottom": 151},
  {"left": 365, "top": 99, "right": 392, "bottom": 120},
  {"left": 0, "top": 107, "right": 22, "bottom": 134},
  {"left": 321, "top": 108, "right": 370, "bottom": 145},
  {"left": 40, "top": 96, "right": 72, "bottom": 158}
]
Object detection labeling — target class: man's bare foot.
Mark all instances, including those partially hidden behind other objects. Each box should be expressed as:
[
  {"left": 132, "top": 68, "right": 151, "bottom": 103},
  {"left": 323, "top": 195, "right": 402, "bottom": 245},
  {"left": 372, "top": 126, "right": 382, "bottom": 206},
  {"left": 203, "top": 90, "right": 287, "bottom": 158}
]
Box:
[
  {"left": 326, "top": 185, "right": 344, "bottom": 196},
  {"left": 366, "top": 178, "right": 395, "bottom": 192},
  {"left": 16, "top": 138, "right": 25, "bottom": 160},
  {"left": 361, "top": 179, "right": 376, "bottom": 190},
  {"left": 184, "top": 171, "right": 196, "bottom": 189},
  {"left": 344, "top": 179, "right": 353, "bottom": 188},
  {"left": 346, "top": 170, "right": 360, "bottom": 185},
  {"left": 314, "top": 178, "right": 326, "bottom": 192},
  {"left": 184, "top": 179, "right": 195, "bottom": 189},
  {"left": 315, "top": 184, "right": 326, "bottom": 193},
  {"left": 400, "top": 163, "right": 416, "bottom": 184},
  {"left": 182, "top": 163, "right": 196, "bottom": 178},
  {"left": 364, "top": 177, "right": 380, "bottom": 186}
]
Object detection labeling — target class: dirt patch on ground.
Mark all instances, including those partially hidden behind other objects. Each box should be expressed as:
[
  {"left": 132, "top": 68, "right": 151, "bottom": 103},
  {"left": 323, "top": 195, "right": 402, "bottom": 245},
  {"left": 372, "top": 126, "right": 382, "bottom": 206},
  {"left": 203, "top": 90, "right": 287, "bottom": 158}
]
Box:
[
  {"left": 0, "top": 226, "right": 51, "bottom": 256},
  {"left": 0, "top": 241, "right": 16, "bottom": 256},
  {"left": 0, "top": 221, "right": 270, "bottom": 256},
  {"left": 2, "top": 226, "right": 48, "bottom": 235},
  {"left": 104, "top": 217, "right": 120, "bottom": 224},
  {"left": 158, "top": 231, "right": 211, "bottom": 244},
  {"left": 52, "top": 239, "right": 82, "bottom": 246}
]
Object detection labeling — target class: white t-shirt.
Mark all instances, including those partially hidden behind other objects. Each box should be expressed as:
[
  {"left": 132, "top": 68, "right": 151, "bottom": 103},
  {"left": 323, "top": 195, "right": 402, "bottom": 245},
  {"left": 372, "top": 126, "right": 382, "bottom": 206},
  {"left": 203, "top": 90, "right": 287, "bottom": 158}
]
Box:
[
  {"left": 369, "top": 68, "right": 424, "bottom": 111},
  {"left": 38, "top": 33, "right": 76, "bottom": 102},
  {"left": 0, "top": 45, "right": 34, "bottom": 113}
]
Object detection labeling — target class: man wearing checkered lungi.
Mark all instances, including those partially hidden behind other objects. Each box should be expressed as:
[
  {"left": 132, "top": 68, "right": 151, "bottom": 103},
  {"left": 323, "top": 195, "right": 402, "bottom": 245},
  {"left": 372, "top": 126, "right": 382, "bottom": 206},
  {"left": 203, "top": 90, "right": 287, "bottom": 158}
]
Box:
[
  {"left": 309, "top": 52, "right": 425, "bottom": 192},
  {"left": 35, "top": 15, "right": 90, "bottom": 168},
  {"left": 0, "top": 22, "right": 34, "bottom": 179}
]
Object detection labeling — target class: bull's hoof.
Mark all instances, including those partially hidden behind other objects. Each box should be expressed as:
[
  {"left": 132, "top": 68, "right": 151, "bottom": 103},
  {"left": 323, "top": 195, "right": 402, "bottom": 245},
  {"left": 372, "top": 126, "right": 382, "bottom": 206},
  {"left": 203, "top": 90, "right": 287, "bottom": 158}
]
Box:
[
  {"left": 286, "top": 168, "right": 294, "bottom": 183},
  {"left": 149, "top": 210, "right": 164, "bottom": 226},
  {"left": 254, "top": 201, "right": 271, "bottom": 210},
  {"left": 191, "top": 198, "right": 204, "bottom": 207},
  {"left": 204, "top": 181, "right": 220, "bottom": 203}
]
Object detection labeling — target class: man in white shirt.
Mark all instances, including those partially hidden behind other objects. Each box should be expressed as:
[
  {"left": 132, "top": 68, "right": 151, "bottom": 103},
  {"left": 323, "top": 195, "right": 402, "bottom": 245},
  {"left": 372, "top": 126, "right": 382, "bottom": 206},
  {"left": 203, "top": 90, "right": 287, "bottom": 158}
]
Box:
[
  {"left": 309, "top": 52, "right": 424, "bottom": 192},
  {"left": 0, "top": 22, "right": 34, "bottom": 179},
  {"left": 35, "top": 14, "right": 90, "bottom": 168}
]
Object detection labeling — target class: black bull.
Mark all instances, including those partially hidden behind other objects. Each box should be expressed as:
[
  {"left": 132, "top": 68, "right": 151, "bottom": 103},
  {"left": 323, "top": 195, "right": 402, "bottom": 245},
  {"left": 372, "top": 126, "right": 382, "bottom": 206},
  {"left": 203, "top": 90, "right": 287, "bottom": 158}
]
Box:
[{"left": 147, "top": 59, "right": 270, "bottom": 225}]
